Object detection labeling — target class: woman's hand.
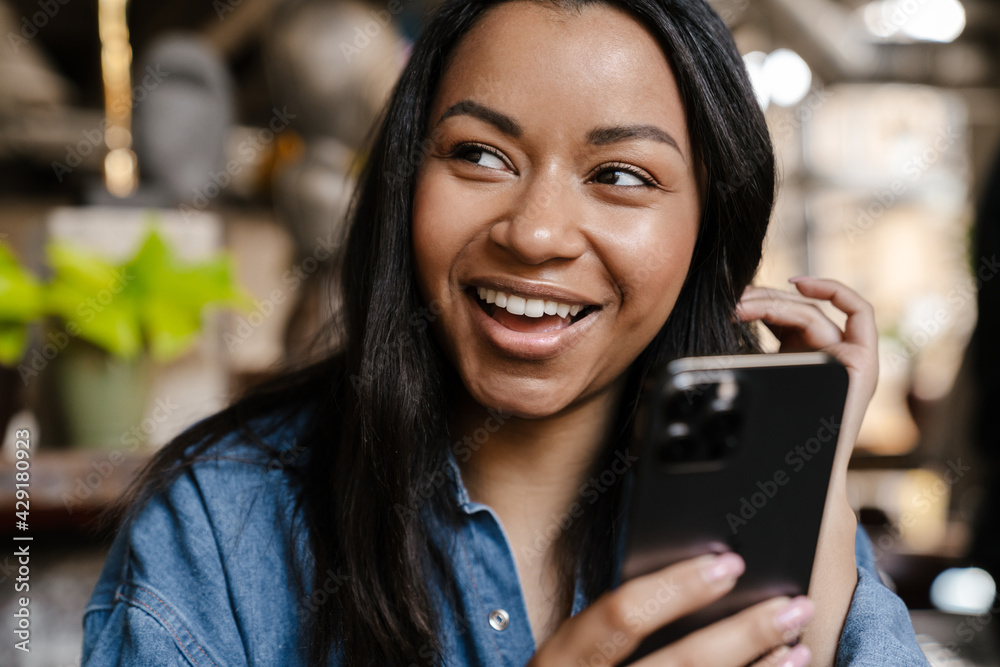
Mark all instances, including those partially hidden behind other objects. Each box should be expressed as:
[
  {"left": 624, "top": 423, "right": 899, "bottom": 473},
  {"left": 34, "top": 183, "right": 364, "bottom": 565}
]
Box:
[
  {"left": 735, "top": 276, "right": 877, "bottom": 666},
  {"left": 528, "top": 552, "right": 814, "bottom": 667}
]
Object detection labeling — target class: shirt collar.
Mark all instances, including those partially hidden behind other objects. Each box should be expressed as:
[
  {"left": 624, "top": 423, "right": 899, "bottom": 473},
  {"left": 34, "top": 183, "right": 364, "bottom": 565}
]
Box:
[
  {"left": 440, "top": 439, "right": 592, "bottom": 614},
  {"left": 442, "top": 442, "right": 489, "bottom": 515}
]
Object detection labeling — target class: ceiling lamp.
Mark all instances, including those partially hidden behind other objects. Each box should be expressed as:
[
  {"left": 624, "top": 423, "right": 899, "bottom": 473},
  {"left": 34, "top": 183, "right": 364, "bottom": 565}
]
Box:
[
  {"left": 743, "top": 48, "right": 813, "bottom": 109},
  {"left": 862, "top": 0, "right": 966, "bottom": 43}
]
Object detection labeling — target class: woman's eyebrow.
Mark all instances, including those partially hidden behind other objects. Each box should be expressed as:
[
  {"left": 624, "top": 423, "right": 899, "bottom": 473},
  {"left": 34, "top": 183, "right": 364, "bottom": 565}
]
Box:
[
  {"left": 437, "top": 100, "right": 523, "bottom": 137},
  {"left": 587, "top": 125, "right": 684, "bottom": 158}
]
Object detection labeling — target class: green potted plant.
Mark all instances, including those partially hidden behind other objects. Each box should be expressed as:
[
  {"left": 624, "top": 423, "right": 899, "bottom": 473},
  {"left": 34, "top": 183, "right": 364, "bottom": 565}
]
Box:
[
  {"left": 44, "top": 225, "right": 250, "bottom": 448},
  {"left": 0, "top": 243, "right": 44, "bottom": 438}
]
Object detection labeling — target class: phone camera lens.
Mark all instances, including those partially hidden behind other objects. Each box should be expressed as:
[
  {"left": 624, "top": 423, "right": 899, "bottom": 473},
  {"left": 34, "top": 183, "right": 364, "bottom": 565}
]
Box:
[
  {"left": 664, "top": 383, "right": 711, "bottom": 419},
  {"left": 666, "top": 422, "right": 690, "bottom": 439},
  {"left": 704, "top": 409, "right": 743, "bottom": 454}
]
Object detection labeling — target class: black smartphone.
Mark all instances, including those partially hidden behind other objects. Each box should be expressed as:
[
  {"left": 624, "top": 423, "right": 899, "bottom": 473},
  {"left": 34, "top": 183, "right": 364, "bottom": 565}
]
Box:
[{"left": 615, "top": 351, "right": 850, "bottom": 663}]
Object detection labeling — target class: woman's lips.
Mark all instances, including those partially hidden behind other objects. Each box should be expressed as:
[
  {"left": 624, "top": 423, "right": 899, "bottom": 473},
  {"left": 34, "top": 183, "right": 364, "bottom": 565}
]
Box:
[{"left": 464, "top": 287, "right": 599, "bottom": 360}]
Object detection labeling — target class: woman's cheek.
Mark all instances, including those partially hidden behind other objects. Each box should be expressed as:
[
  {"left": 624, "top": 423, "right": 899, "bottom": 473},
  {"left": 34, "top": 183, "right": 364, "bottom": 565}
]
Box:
[{"left": 412, "top": 172, "right": 462, "bottom": 298}]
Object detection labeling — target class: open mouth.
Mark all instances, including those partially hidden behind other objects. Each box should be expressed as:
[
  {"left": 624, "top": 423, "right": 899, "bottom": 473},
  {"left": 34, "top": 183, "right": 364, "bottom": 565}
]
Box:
[{"left": 466, "top": 285, "right": 598, "bottom": 334}]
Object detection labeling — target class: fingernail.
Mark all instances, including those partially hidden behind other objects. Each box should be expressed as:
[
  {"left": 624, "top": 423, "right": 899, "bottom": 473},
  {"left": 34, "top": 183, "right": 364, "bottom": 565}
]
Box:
[
  {"left": 700, "top": 552, "right": 745, "bottom": 583},
  {"left": 788, "top": 275, "right": 810, "bottom": 283},
  {"left": 779, "top": 644, "right": 811, "bottom": 667},
  {"left": 774, "top": 597, "right": 815, "bottom": 634}
]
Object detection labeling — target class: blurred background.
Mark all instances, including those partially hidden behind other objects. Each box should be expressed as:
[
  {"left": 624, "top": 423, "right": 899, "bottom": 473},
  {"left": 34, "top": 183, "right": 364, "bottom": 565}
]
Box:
[{"left": 0, "top": 0, "right": 998, "bottom": 664}]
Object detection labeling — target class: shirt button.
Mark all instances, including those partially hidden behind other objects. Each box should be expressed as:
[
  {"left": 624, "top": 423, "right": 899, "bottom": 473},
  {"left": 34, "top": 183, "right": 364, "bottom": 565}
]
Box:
[{"left": 488, "top": 608, "right": 510, "bottom": 631}]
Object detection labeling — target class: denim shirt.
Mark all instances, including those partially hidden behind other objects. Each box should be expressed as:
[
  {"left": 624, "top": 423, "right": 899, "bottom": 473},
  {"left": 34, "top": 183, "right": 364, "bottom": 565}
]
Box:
[{"left": 82, "top": 414, "right": 930, "bottom": 666}]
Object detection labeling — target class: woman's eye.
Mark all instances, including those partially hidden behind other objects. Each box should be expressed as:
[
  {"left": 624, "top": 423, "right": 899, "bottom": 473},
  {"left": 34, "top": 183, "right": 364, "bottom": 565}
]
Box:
[
  {"left": 595, "top": 168, "right": 649, "bottom": 187},
  {"left": 456, "top": 145, "right": 507, "bottom": 171}
]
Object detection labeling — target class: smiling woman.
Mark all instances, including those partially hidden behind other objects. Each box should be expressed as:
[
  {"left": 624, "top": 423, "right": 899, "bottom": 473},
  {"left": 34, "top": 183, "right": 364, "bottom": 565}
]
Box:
[{"left": 81, "top": 1, "right": 930, "bottom": 666}]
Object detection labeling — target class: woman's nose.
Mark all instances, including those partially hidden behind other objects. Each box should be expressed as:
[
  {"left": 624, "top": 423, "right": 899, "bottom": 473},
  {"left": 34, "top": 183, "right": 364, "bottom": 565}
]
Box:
[{"left": 488, "top": 170, "right": 588, "bottom": 265}]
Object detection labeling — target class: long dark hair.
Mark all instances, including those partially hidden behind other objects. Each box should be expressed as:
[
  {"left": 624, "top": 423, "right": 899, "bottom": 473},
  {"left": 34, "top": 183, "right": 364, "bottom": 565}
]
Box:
[{"left": 108, "top": 0, "right": 774, "bottom": 664}]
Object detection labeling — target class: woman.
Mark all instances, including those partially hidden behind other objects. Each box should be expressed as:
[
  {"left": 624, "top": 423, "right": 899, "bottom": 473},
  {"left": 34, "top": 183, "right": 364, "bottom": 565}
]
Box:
[{"left": 82, "top": 0, "right": 931, "bottom": 665}]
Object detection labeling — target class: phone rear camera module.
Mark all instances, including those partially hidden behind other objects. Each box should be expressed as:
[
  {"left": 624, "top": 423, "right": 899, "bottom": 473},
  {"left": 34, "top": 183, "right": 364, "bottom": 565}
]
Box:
[{"left": 655, "top": 375, "right": 745, "bottom": 471}]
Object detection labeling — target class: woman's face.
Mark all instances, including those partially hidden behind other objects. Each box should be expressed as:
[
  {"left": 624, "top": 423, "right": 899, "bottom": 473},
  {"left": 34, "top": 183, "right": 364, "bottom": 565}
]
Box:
[{"left": 412, "top": 1, "right": 701, "bottom": 418}]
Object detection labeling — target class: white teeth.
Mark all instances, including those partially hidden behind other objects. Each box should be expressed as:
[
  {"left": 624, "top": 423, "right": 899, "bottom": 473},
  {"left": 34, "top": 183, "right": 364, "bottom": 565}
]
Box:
[
  {"left": 474, "top": 286, "right": 590, "bottom": 320},
  {"left": 524, "top": 299, "right": 545, "bottom": 317},
  {"left": 506, "top": 295, "right": 526, "bottom": 315}
]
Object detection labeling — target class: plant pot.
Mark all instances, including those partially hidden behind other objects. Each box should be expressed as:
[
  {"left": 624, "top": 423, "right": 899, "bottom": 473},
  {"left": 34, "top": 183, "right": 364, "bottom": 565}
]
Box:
[{"left": 55, "top": 340, "right": 151, "bottom": 448}]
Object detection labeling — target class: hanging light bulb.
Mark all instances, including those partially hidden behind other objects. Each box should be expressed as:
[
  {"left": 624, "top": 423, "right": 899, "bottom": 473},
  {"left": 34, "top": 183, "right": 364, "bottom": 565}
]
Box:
[
  {"left": 762, "top": 49, "right": 812, "bottom": 107},
  {"left": 98, "top": 0, "right": 138, "bottom": 197},
  {"left": 901, "top": 0, "right": 966, "bottom": 43},
  {"left": 861, "top": 0, "right": 966, "bottom": 43}
]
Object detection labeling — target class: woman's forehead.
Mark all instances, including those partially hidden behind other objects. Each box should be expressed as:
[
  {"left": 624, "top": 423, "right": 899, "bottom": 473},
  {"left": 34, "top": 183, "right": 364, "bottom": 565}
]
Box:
[{"left": 430, "top": 1, "right": 690, "bottom": 155}]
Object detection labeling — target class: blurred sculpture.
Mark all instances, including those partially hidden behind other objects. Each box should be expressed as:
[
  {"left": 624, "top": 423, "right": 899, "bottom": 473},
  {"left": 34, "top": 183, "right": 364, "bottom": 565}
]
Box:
[
  {"left": 263, "top": 0, "right": 408, "bottom": 358},
  {"left": 265, "top": 0, "right": 407, "bottom": 256},
  {"left": 127, "top": 34, "right": 233, "bottom": 206}
]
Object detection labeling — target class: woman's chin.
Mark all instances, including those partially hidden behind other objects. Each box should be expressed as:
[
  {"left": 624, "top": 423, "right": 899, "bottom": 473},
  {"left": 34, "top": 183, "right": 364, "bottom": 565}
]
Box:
[{"left": 464, "top": 381, "right": 575, "bottom": 420}]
